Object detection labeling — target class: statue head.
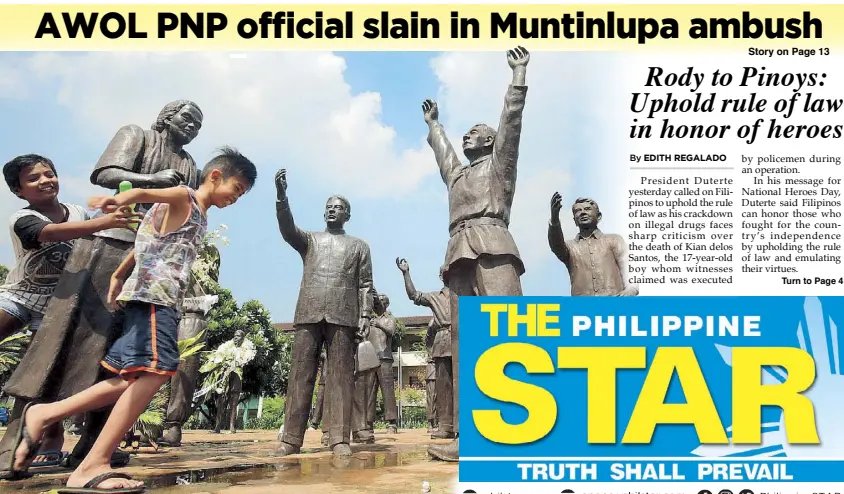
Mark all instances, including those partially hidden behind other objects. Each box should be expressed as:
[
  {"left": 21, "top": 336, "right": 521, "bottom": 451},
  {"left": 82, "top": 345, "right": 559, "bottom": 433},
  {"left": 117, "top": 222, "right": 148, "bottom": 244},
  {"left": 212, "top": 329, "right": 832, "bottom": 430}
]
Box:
[
  {"left": 324, "top": 195, "right": 350, "bottom": 229},
  {"left": 439, "top": 264, "right": 449, "bottom": 287},
  {"left": 572, "top": 197, "right": 601, "bottom": 229},
  {"left": 153, "top": 100, "right": 203, "bottom": 147},
  {"left": 462, "top": 123, "right": 496, "bottom": 162},
  {"left": 378, "top": 294, "right": 390, "bottom": 312},
  {"left": 234, "top": 329, "right": 246, "bottom": 345},
  {"left": 372, "top": 290, "right": 384, "bottom": 315}
]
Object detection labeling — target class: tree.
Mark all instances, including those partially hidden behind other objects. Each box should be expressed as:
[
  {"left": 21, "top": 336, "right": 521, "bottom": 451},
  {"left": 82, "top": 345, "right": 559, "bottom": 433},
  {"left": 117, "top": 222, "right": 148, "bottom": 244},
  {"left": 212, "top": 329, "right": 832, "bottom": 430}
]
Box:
[
  {"left": 191, "top": 226, "right": 292, "bottom": 403},
  {"left": 239, "top": 299, "right": 292, "bottom": 397},
  {"left": 0, "top": 265, "right": 24, "bottom": 390},
  {"left": 200, "top": 296, "right": 292, "bottom": 399},
  {"left": 0, "top": 333, "right": 30, "bottom": 389},
  {"left": 391, "top": 316, "right": 407, "bottom": 352}
]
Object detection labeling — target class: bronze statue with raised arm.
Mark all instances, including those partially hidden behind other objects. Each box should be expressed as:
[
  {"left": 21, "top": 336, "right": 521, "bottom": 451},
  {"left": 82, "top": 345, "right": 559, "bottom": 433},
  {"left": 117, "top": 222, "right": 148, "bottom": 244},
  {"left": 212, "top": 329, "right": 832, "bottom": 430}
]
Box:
[
  {"left": 548, "top": 193, "right": 639, "bottom": 296},
  {"left": 274, "top": 169, "right": 374, "bottom": 457},
  {"left": 421, "top": 47, "right": 530, "bottom": 462},
  {"left": 397, "top": 258, "right": 454, "bottom": 439},
  {"left": 365, "top": 293, "right": 398, "bottom": 435},
  {"left": 424, "top": 324, "right": 438, "bottom": 434}
]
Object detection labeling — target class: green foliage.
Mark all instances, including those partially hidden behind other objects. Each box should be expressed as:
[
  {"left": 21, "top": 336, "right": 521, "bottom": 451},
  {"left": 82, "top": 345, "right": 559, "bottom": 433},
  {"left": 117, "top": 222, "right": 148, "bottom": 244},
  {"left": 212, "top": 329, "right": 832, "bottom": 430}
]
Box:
[
  {"left": 393, "top": 317, "right": 407, "bottom": 346},
  {"left": 0, "top": 332, "right": 30, "bottom": 387},
  {"left": 205, "top": 289, "right": 240, "bottom": 344},
  {"left": 180, "top": 227, "right": 293, "bottom": 427},
  {"left": 0, "top": 265, "right": 8, "bottom": 285},
  {"left": 373, "top": 406, "right": 427, "bottom": 429},
  {"left": 409, "top": 341, "right": 427, "bottom": 353},
  {"left": 200, "top": 297, "right": 292, "bottom": 400},
  {"left": 178, "top": 330, "right": 206, "bottom": 361},
  {"left": 261, "top": 396, "right": 285, "bottom": 416},
  {"left": 0, "top": 333, "right": 29, "bottom": 374},
  {"left": 401, "top": 406, "right": 428, "bottom": 428},
  {"left": 184, "top": 411, "right": 212, "bottom": 430},
  {"left": 397, "top": 387, "right": 425, "bottom": 407},
  {"left": 136, "top": 382, "right": 169, "bottom": 442},
  {"left": 240, "top": 300, "right": 293, "bottom": 397},
  {"left": 190, "top": 227, "right": 224, "bottom": 295},
  {"left": 367, "top": 385, "right": 429, "bottom": 429},
  {"left": 137, "top": 329, "right": 206, "bottom": 441},
  {"left": 244, "top": 396, "right": 286, "bottom": 430}
]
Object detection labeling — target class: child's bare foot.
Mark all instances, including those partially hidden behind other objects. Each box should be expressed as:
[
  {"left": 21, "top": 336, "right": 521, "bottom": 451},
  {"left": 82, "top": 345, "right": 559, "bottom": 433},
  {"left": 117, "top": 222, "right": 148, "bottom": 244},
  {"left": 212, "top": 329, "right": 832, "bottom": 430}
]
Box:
[
  {"left": 66, "top": 465, "right": 144, "bottom": 490},
  {"left": 12, "top": 403, "right": 50, "bottom": 471}
]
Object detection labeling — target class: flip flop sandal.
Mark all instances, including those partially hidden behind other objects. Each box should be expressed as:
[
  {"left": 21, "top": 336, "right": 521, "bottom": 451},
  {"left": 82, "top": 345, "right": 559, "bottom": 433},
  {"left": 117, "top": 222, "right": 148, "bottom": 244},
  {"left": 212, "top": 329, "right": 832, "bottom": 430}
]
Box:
[
  {"left": 55, "top": 472, "right": 145, "bottom": 493},
  {"left": 30, "top": 450, "right": 69, "bottom": 468},
  {"left": 0, "top": 402, "right": 43, "bottom": 479}
]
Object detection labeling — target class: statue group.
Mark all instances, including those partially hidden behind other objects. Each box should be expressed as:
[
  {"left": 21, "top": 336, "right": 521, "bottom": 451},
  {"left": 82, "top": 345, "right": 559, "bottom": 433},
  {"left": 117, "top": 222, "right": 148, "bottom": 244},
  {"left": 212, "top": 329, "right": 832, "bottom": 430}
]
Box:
[
  {"left": 274, "top": 45, "right": 637, "bottom": 463},
  {"left": 0, "top": 45, "right": 637, "bottom": 479}
]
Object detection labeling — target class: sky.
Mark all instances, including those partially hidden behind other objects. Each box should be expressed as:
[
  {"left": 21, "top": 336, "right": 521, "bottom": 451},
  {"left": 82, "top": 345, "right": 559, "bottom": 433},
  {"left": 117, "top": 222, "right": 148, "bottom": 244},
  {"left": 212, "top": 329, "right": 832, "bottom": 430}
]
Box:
[{"left": 0, "top": 50, "right": 625, "bottom": 323}]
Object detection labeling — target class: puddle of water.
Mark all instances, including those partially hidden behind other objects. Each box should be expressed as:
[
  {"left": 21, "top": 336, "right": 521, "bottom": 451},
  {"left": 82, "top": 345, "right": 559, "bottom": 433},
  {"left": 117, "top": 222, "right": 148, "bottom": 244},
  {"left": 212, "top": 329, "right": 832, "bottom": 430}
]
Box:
[
  {"left": 183, "top": 442, "right": 259, "bottom": 448},
  {"left": 0, "top": 448, "right": 431, "bottom": 493},
  {"left": 149, "top": 449, "right": 430, "bottom": 489}
]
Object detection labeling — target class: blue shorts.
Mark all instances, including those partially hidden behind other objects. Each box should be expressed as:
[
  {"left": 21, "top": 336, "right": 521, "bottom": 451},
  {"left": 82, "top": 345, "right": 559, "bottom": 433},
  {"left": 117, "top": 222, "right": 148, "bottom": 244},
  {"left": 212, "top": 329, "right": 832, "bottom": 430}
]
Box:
[
  {"left": 102, "top": 301, "right": 181, "bottom": 379},
  {"left": 0, "top": 296, "right": 43, "bottom": 332}
]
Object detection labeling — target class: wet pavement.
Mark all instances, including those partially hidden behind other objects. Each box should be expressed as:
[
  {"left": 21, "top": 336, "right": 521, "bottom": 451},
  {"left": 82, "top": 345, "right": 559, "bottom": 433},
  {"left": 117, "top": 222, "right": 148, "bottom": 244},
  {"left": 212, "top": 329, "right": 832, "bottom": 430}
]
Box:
[{"left": 0, "top": 429, "right": 458, "bottom": 493}]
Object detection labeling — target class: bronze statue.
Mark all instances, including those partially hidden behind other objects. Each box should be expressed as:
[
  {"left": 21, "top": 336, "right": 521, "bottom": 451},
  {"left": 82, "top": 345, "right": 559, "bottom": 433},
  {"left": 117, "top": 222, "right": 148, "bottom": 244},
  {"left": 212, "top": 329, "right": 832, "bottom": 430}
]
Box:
[
  {"left": 310, "top": 349, "right": 327, "bottom": 429},
  {"left": 212, "top": 330, "right": 249, "bottom": 434},
  {"left": 548, "top": 193, "right": 638, "bottom": 296},
  {"left": 421, "top": 47, "right": 530, "bottom": 461},
  {"left": 160, "top": 243, "right": 221, "bottom": 447},
  {"left": 366, "top": 293, "right": 398, "bottom": 435},
  {"left": 397, "top": 259, "right": 453, "bottom": 440},
  {"left": 352, "top": 290, "right": 385, "bottom": 444},
  {"left": 424, "top": 320, "right": 438, "bottom": 434},
  {"left": 309, "top": 350, "right": 330, "bottom": 447},
  {"left": 274, "top": 169, "right": 374, "bottom": 457},
  {"left": 0, "top": 100, "right": 203, "bottom": 478},
  {"left": 352, "top": 342, "right": 377, "bottom": 444}
]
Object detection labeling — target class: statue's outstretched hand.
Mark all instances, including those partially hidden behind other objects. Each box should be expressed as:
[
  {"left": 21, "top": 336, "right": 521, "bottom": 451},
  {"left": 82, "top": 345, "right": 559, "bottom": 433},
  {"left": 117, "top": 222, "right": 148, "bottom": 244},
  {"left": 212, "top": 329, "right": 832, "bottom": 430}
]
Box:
[
  {"left": 550, "top": 191, "right": 563, "bottom": 220},
  {"left": 422, "top": 99, "right": 439, "bottom": 124},
  {"left": 275, "top": 169, "right": 288, "bottom": 200},
  {"left": 507, "top": 46, "right": 530, "bottom": 68}
]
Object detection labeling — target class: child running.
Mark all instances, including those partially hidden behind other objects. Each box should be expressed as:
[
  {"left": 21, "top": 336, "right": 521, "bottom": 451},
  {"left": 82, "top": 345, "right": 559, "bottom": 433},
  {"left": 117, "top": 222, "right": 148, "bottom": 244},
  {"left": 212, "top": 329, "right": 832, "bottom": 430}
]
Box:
[{"left": 9, "top": 146, "right": 257, "bottom": 493}]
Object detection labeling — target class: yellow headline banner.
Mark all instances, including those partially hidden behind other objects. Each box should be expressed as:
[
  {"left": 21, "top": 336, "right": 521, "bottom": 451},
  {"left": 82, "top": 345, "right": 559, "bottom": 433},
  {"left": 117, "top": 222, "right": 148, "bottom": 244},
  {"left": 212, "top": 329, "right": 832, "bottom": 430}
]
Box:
[{"left": 0, "top": 4, "right": 841, "bottom": 51}]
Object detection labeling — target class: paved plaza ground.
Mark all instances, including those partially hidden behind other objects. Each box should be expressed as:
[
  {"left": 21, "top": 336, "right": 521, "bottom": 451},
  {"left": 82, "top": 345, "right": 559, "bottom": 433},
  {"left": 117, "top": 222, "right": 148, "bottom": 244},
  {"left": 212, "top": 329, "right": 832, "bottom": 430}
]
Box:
[{"left": 0, "top": 428, "right": 459, "bottom": 493}]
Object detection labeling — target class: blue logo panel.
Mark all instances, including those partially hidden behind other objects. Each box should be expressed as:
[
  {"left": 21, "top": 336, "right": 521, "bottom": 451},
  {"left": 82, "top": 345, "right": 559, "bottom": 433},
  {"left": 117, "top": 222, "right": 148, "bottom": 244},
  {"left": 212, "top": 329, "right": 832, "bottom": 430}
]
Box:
[{"left": 457, "top": 296, "right": 844, "bottom": 483}]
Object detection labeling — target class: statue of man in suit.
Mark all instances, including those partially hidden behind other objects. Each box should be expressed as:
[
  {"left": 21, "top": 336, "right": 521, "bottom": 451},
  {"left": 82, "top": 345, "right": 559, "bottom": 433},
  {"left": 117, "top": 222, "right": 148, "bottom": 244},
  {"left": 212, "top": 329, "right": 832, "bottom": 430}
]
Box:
[{"left": 273, "top": 169, "right": 373, "bottom": 457}]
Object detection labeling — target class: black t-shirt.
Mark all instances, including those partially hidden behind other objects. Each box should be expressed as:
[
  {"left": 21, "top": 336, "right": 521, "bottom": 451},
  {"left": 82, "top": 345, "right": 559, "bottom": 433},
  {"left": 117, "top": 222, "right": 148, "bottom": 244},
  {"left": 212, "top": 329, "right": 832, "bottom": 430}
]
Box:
[{"left": 13, "top": 205, "right": 69, "bottom": 250}]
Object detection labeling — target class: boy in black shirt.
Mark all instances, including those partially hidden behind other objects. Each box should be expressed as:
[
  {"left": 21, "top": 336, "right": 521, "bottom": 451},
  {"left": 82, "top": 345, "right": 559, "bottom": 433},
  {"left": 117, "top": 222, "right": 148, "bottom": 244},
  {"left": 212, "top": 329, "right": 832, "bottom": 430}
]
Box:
[{"left": 0, "top": 154, "right": 139, "bottom": 340}]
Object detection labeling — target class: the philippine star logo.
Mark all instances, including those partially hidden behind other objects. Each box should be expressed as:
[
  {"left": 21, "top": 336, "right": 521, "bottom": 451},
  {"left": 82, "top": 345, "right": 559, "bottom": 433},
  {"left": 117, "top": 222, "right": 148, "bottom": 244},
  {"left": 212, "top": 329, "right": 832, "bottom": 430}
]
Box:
[{"left": 693, "top": 297, "right": 844, "bottom": 458}]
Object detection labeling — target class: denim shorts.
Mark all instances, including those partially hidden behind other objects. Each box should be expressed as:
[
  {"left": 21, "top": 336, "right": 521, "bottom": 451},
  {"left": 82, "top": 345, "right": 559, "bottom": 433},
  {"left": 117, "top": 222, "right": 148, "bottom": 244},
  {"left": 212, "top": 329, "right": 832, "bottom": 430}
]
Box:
[
  {"left": 0, "top": 296, "right": 43, "bottom": 332},
  {"left": 101, "top": 301, "right": 181, "bottom": 379}
]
